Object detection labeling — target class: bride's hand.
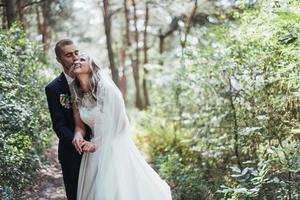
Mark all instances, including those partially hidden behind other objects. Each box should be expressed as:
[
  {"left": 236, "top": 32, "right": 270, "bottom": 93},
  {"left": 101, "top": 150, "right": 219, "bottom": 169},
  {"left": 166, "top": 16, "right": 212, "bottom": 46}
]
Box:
[{"left": 82, "top": 141, "right": 96, "bottom": 153}]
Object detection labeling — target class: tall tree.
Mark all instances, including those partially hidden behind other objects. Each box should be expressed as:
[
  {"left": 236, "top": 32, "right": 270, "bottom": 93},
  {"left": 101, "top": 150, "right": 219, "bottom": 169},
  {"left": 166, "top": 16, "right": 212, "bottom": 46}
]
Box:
[
  {"left": 4, "top": 0, "right": 16, "bottom": 28},
  {"left": 119, "top": 46, "right": 127, "bottom": 102},
  {"left": 1, "top": 0, "right": 6, "bottom": 29},
  {"left": 142, "top": 1, "right": 150, "bottom": 108},
  {"left": 40, "top": 1, "right": 51, "bottom": 52},
  {"left": 123, "top": 0, "right": 131, "bottom": 47},
  {"left": 119, "top": 0, "right": 132, "bottom": 101},
  {"left": 103, "top": 0, "right": 119, "bottom": 86},
  {"left": 16, "top": 0, "right": 25, "bottom": 29},
  {"left": 131, "top": 0, "right": 143, "bottom": 109},
  {"left": 30, "top": 0, "right": 51, "bottom": 53}
]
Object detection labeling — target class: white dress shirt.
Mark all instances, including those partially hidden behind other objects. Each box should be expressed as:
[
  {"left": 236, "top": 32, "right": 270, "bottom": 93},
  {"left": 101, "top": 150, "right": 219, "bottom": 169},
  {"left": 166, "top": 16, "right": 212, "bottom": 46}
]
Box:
[{"left": 63, "top": 72, "right": 74, "bottom": 86}]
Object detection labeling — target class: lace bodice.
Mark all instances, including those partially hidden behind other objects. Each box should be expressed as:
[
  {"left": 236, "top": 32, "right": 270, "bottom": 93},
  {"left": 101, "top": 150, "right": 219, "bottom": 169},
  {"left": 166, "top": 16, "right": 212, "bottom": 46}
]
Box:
[{"left": 79, "top": 93, "right": 98, "bottom": 133}]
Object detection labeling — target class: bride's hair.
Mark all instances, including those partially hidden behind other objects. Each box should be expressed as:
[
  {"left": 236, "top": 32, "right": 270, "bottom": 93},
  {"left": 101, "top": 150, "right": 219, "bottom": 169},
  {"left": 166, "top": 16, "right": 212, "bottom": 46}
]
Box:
[{"left": 71, "top": 55, "right": 102, "bottom": 105}]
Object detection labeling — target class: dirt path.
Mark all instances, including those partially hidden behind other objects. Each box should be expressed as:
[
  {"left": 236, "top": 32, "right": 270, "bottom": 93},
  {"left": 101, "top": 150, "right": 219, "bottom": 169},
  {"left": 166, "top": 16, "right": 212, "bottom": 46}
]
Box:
[{"left": 20, "top": 141, "right": 66, "bottom": 200}]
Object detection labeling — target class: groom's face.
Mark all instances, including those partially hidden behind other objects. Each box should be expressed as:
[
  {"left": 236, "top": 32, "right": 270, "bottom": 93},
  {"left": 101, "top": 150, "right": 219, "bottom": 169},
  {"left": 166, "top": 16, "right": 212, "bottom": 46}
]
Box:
[{"left": 57, "top": 44, "right": 79, "bottom": 70}]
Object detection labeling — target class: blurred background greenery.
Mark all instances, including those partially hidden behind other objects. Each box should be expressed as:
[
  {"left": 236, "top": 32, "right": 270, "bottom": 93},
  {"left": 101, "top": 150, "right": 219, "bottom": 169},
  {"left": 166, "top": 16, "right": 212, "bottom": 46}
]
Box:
[{"left": 1, "top": 0, "right": 300, "bottom": 199}]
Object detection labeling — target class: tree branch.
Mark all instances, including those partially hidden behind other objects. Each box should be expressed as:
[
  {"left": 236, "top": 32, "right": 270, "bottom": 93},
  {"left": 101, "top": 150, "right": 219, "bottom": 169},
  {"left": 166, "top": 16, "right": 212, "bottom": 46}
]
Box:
[
  {"left": 22, "top": 0, "right": 49, "bottom": 9},
  {"left": 160, "top": 16, "right": 181, "bottom": 39},
  {"left": 109, "top": 7, "right": 123, "bottom": 18},
  {"left": 181, "top": 0, "right": 198, "bottom": 49}
]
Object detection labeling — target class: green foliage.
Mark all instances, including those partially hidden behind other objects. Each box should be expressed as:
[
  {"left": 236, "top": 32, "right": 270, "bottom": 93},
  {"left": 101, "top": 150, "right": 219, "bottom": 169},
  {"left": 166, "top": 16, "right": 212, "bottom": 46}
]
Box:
[
  {"left": 0, "top": 24, "right": 51, "bottom": 199},
  {"left": 219, "top": 142, "right": 300, "bottom": 199},
  {"left": 137, "top": 0, "right": 300, "bottom": 199},
  {"left": 159, "top": 153, "right": 207, "bottom": 200},
  {"left": 135, "top": 113, "right": 210, "bottom": 200}
]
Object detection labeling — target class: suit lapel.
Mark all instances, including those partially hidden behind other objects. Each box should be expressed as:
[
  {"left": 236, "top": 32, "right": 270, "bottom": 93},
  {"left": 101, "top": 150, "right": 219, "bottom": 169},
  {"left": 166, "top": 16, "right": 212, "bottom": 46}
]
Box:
[
  {"left": 58, "top": 73, "right": 73, "bottom": 117},
  {"left": 58, "top": 72, "right": 70, "bottom": 94}
]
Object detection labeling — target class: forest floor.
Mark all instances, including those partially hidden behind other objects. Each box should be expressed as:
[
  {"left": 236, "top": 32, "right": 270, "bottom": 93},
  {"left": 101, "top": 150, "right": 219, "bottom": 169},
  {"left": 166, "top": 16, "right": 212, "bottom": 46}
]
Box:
[{"left": 20, "top": 140, "right": 66, "bottom": 200}]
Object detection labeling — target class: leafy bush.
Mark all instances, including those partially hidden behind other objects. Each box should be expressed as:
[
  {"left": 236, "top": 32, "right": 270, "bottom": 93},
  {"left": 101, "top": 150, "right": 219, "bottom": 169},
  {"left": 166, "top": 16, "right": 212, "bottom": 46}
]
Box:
[
  {"left": 137, "top": 0, "right": 300, "bottom": 199},
  {"left": 135, "top": 112, "right": 217, "bottom": 199},
  {"left": 0, "top": 24, "right": 51, "bottom": 199}
]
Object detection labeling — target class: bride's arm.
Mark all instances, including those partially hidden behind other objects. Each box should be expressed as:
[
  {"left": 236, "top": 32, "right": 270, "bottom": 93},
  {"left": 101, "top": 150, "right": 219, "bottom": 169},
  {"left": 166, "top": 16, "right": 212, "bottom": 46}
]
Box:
[
  {"left": 72, "top": 103, "right": 96, "bottom": 153},
  {"left": 72, "top": 103, "right": 86, "bottom": 154}
]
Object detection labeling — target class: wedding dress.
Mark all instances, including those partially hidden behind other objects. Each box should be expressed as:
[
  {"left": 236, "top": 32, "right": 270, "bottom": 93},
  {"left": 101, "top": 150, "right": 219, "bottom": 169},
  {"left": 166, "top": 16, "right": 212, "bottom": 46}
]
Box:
[{"left": 77, "top": 69, "right": 172, "bottom": 200}]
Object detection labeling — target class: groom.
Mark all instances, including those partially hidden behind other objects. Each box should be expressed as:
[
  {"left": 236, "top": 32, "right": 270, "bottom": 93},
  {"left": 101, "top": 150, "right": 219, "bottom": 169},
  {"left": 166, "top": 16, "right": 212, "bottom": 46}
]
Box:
[{"left": 45, "top": 39, "right": 90, "bottom": 200}]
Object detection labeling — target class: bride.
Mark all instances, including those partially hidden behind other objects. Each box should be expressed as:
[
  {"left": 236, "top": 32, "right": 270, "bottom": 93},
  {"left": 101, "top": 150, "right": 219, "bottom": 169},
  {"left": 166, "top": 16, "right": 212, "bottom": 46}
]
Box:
[{"left": 70, "top": 54, "right": 172, "bottom": 200}]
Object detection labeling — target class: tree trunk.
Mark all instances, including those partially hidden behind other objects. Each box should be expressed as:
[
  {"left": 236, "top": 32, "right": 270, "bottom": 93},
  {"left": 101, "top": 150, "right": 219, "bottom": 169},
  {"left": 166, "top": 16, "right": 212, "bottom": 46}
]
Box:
[
  {"left": 119, "top": 0, "right": 132, "bottom": 102},
  {"left": 159, "top": 30, "right": 165, "bottom": 65},
  {"left": 181, "top": 0, "right": 198, "bottom": 49},
  {"left": 43, "top": 2, "right": 52, "bottom": 52},
  {"left": 229, "top": 77, "right": 242, "bottom": 169},
  {"left": 103, "top": 0, "right": 119, "bottom": 86},
  {"left": 4, "top": 0, "right": 16, "bottom": 28},
  {"left": 143, "top": 2, "right": 150, "bottom": 108},
  {"left": 16, "top": 0, "right": 26, "bottom": 29},
  {"left": 159, "top": 30, "right": 164, "bottom": 54},
  {"left": 124, "top": 0, "right": 131, "bottom": 46},
  {"left": 35, "top": 2, "right": 50, "bottom": 53},
  {"left": 119, "top": 47, "right": 127, "bottom": 103},
  {"left": 2, "top": 0, "right": 7, "bottom": 29},
  {"left": 36, "top": 3, "right": 42, "bottom": 33},
  {"left": 131, "top": 0, "right": 143, "bottom": 110}
]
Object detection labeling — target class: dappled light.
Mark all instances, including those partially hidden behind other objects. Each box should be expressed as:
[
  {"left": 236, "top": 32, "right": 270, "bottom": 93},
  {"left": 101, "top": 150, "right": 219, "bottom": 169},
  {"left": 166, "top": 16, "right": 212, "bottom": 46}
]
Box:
[{"left": 1, "top": 0, "right": 300, "bottom": 199}]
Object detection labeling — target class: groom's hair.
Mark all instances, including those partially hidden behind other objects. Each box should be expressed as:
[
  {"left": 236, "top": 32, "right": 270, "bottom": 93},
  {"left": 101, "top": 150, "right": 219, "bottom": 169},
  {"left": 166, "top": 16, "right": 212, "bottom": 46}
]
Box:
[{"left": 55, "top": 39, "right": 74, "bottom": 58}]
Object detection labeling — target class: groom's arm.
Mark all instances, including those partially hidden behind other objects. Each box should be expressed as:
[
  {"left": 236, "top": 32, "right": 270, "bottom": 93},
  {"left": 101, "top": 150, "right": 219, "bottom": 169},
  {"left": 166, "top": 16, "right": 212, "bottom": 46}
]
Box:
[{"left": 45, "top": 86, "right": 74, "bottom": 143}]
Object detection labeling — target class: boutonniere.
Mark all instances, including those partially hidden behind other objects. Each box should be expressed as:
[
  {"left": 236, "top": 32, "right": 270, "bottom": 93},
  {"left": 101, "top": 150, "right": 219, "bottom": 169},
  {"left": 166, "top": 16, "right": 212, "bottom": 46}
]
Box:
[{"left": 60, "top": 94, "right": 73, "bottom": 109}]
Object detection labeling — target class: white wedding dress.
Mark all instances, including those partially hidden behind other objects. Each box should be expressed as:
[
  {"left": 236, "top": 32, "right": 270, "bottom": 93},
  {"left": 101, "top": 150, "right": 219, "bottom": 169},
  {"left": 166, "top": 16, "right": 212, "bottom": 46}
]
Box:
[{"left": 77, "top": 70, "right": 172, "bottom": 200}]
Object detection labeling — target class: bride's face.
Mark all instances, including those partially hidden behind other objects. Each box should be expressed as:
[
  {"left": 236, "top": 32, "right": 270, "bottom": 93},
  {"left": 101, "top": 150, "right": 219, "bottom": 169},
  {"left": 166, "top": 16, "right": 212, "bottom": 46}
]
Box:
[{"left": 73, "top": 55, "right": 92, "bottom": 76}]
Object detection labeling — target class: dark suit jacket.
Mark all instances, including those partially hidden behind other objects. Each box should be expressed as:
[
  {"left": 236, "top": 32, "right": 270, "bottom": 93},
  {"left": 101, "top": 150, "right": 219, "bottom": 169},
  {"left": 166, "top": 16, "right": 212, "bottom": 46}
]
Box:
[{"left": 45, "top": 72, "right": 89, "bottom": 163}]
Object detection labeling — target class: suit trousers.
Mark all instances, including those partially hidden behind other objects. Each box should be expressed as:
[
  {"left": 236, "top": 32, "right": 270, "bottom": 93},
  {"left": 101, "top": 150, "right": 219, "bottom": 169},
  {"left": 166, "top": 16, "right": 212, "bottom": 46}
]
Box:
[{"left": 60, "top": 155, "right": 82, "bottom": 200}]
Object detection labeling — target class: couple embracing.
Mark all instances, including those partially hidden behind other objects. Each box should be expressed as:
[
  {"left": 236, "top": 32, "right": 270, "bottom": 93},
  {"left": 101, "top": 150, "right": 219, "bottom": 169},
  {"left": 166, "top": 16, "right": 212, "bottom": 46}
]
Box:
[{"left": 45, "top": 39, "right": 172, "bottom": 200}]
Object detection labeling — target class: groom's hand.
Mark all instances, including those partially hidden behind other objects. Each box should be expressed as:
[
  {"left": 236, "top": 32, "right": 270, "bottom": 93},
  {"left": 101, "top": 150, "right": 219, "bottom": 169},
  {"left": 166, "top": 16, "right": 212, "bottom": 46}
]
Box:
[{"left": 72, "top": 133, "right": 84, "bottom": 154}]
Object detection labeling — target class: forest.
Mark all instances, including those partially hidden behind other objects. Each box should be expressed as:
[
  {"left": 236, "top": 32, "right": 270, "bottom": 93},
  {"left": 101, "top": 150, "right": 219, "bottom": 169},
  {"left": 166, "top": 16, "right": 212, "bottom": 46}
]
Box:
[{"left": 0, "top": 0, "right": 300, "bottom": 199}]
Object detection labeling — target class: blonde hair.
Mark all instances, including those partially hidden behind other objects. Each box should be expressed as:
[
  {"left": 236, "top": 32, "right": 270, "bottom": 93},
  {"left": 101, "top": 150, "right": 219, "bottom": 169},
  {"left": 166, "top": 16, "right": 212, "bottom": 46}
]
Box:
[{"left": 70, "top": 55, "right": 102, "bottom": 105}]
